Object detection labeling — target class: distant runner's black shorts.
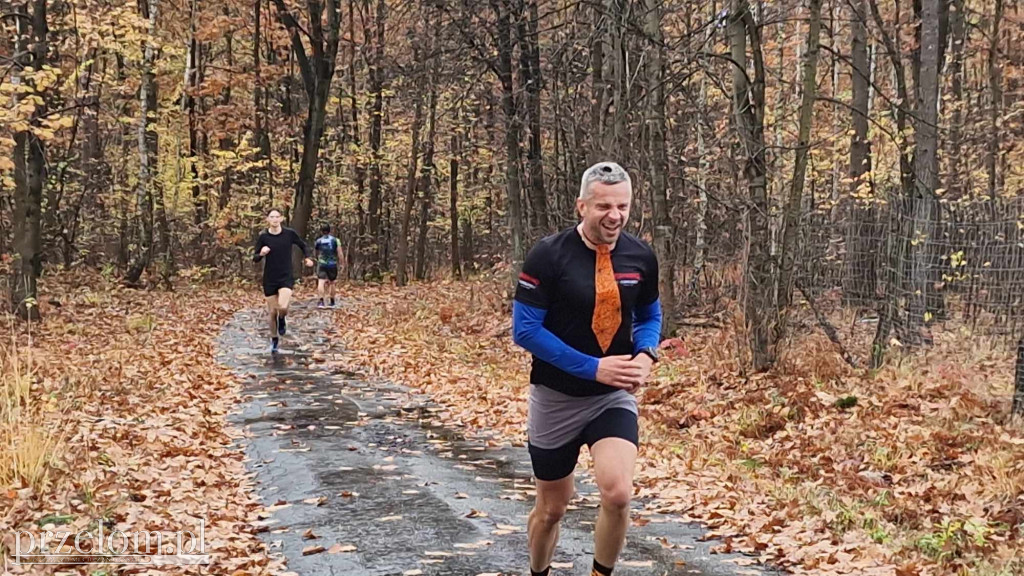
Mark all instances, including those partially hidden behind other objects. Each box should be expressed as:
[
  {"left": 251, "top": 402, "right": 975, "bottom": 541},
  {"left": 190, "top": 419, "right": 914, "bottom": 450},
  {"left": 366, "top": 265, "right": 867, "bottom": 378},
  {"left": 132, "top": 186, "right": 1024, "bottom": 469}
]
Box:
[
  {"left": 263, "top": 278, "right": 295, "bottom": 297},
  {"left": 528, "top": 408, "right": 638, "bottom": 482},
  {"left": 317, "top": 266, "right": 338, "bottom": 281}
]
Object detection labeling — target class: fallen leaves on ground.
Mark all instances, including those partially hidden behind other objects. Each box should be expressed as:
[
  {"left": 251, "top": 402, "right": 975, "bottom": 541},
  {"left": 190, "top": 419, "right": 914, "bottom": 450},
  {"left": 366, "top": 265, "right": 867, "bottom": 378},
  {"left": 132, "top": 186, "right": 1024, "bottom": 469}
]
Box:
[
  {"left": 1, "top": 273, "right": 281, "bottom": 575},
  {"left": 330, "top": 276, "right": 1024, "bottom": 576}
]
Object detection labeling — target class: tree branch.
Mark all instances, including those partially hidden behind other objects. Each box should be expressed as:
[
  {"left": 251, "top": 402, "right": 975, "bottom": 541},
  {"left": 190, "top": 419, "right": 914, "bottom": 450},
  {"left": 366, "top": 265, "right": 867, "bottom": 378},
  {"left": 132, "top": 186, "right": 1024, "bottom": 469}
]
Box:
[{"left": 271, "top": 0, "right": 315, "bottom": 96}]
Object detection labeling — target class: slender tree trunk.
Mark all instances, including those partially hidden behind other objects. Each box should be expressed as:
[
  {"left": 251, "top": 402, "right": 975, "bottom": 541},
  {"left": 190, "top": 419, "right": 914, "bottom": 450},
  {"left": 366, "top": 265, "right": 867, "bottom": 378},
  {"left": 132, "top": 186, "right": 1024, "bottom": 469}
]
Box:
[
  {"left": 845, "top": 0, "right": 875, "bottom": 303},
  {"left": 347, "top": 0, "right": 363, "bottom": 277},
  {"left": 271, "top": 0, "right": 342, "bottom": 271},
  {"left": 868, "top": 0, "right": 915, "bottom": 361},
  {"left": 906, "top": 0, "right": 943, "bottom": 344},
  {"left": 414, "top": 81, "right": 437, "bottom": 282},
  {"left": 778, "top": 0, "right": 823, "bottom": 310},
  {"left": 217, "top": 12, "right": 235, "bottom": 225},
  {"left": 450, "top": 132, "right": 461, "bottom": 279},
  {"left": 731, "top": 0, "right": 776, "bottom": 371},
  {"left": 607, "top": 0, "right": 625, "bottom": 158},
  {"left": 366, "top": 0, "right": 387, "bottom": 276},
  {"left": 589, "top": 0, "right": 608, "bottom": 163},
  {"left": 987, "top": 0, "right": 1003, "bottom": 207},
  {"left": 126, "top": 0, "right": 160, "bottom": 286},
  {"left": 186, "top": 0, "right": 203, "bottom": 226},
  {"left": 493, "top": 0, "right": 526, "bottom": 283},
  {"left": 516, "top": 0, "right": 548, "bottom": 237},
  {"left": 947, "top": 0, "right": 965, "bottom": 200},
  {"left": 690, "top": 75, "right": 708, "bottom": 298},
  {"left": 643, "top": 0, "right": 674, "bottom": 336},
  {"left": 10, "top": 0, "right": 47, "bottom": 319},
  {"left": 396, "top": 82, "right": 424, "bottom": 286}
]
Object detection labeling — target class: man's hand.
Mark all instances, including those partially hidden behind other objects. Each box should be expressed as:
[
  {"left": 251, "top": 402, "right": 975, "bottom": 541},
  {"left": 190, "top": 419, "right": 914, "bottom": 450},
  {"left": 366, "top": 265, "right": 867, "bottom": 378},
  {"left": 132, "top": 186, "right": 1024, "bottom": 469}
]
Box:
[
  {"left": 595, "top": 355, "right": 643, "bottom": 390},
  {"left": 304, "top": 258, "right": 314, "bottom": 268},
  {"left": 626, "top": 353, "right": 654, "bottom": 394},
  {"left": 259, "top": 246, "right": 271, "bottom": 256}
]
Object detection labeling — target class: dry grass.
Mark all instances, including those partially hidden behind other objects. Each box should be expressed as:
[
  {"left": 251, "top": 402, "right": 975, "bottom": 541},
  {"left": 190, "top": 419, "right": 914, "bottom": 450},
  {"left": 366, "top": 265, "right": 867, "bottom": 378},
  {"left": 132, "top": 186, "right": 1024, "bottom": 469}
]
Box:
[{"left": 0, "top": 335, "right": 62, "bottom": 493}]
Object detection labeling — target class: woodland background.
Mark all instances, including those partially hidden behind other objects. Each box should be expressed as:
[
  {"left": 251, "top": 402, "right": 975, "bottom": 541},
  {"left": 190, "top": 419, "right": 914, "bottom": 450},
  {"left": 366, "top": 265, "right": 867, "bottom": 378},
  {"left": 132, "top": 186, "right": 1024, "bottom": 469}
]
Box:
[
  {"left": 2, "top": 1, "right": 1024, "bottom": 574},
  {"left": 2, "top": 0, "right": 1022, "bottom": 371}
]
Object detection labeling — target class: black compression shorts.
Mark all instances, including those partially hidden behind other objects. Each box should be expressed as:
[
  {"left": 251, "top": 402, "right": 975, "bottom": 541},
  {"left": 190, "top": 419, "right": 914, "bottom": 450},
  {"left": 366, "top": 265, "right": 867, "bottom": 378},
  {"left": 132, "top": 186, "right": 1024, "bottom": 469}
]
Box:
[
  {"left": 317, "top": 266, "right": 338, "bottom": 281},
  {"left": 263, "top": 278, "right": 295, "bottom": 297},
  {"left": 527, "top": 407, "right": 638, "bottom": 482}
]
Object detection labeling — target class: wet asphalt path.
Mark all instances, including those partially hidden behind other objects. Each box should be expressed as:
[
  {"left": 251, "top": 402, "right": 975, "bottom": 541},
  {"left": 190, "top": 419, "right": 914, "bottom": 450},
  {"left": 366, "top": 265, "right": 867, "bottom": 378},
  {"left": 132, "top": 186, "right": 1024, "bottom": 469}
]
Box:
[{"left": 217, "top": 302, "right": 773, "bottom": 576}]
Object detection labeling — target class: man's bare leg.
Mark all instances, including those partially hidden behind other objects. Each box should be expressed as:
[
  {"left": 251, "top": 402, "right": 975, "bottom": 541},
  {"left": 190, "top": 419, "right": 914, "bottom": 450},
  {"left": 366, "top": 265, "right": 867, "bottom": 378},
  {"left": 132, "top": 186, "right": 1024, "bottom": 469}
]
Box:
[
  {"left": 265, "top": 294, "right": 279, "bottom": 351},
  {"left": 590, "top": 437, "right": 637, "bottom": 572},
  {"left": 278, "top": 288, "right": 292, "bottom": 317},
  {"left": 527, "top": 474, "right": 574, "bottom": 573}
]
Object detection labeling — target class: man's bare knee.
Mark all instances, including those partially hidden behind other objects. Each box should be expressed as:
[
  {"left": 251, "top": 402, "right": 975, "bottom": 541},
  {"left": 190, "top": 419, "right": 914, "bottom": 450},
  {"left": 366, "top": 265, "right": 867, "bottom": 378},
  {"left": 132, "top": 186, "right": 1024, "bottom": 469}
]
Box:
[
  {"left": 599, "top": 483, "right": 632, "bottom": 512},
  {"left": 533, "top": 503, "right": 567, "bottom": 528}
]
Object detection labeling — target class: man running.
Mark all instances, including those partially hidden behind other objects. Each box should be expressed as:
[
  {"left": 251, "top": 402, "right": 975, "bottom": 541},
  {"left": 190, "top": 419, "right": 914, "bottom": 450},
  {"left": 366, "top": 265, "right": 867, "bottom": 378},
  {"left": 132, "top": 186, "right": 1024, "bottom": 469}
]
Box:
[
  {"left": 512, "top": 162, "right": 662, "bottom": 576},
  {"left": 253, "top": 208, "right": 314, "bottom": 353},
  {"left": 314, "top": 223, "right": 344, "bottom": 308}
]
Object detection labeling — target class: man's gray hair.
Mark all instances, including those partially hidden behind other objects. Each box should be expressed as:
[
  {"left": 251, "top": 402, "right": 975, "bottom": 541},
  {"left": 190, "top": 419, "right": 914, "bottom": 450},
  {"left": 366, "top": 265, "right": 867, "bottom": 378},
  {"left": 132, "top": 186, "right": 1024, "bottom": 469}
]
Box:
[{"left": 579, "top": 162, "right": 632, "bottom": 199}]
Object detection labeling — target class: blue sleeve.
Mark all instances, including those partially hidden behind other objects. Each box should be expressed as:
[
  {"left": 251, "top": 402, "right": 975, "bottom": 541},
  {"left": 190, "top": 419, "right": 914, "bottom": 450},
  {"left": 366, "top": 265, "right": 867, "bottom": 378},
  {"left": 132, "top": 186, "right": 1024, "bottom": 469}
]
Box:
[
  {"left": 513, "top": 301, "right": 600, "bottom": 381},
  {"left": 632, "top": 298, "right": 662, "bottom": 353}
]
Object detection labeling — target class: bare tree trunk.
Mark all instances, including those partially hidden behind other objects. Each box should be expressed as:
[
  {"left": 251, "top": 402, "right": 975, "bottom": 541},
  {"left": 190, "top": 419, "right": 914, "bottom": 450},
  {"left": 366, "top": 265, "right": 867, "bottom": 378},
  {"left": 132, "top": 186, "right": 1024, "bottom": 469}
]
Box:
[
  {"left": 396, "top": 78, "right": 424, "bottom": 286},
  {"left": 493, "top": 0, "right": 526, "bottom": 282},
  {"left": 844, "top": 0, "right": 875, "bottom": 303},
  {"left": 690, "top": 75, "right": 708, "bottom": 298},
  {"left": 10, "top": 0, "right": 47, "bottom": 319},
  {"left": 217, "top": 9, "right": 235, "bottom": 228},
  {"left": 905, "top": 0, "right": 943, "bottom": 344},
  {"left": 868, "top": 0, "right": 915, "bottom": 362},
  {"left": 271, "top": 0, "right": 343, "bottom": 273},
  {"left": 589, "top": 0, "right": 608, "bottom": 162},
  {"left": 947, "top": 0, "right": 966, "bottom": 199},
  {"left": 186, "top": 0, "right": 203, "bottom": 226},
  {"left": 414, "top": 79, "right": 438, "bottom": 282},
  {"left": 731, "top": 0, "right": 776, "bottom": 371},
  {"left": 987, "top": 0, "right": 1003, "bottom": 207},
  {"left": 126, "top": 0, "right": 159, "bottom": 286},
  {"left": 778, "top": 0, "right": 823, "bottom": 310},
  {"left": 516, "top": 0, "right": 548, "bottom": 237},
  {"left": 608, "top": 0, "right": 626, "bottom": 157},
  {"left": 365, "top": 0, "right": 386, "bottom": 277},
  {"left": 347, "top": 0, "right": 363, "bottom": 277},
  {"left": 643, "top": 0, "right": 675, "bottom": 336},
  {"left": 450, "top": 132, "right": 461, "bottom": 279}
]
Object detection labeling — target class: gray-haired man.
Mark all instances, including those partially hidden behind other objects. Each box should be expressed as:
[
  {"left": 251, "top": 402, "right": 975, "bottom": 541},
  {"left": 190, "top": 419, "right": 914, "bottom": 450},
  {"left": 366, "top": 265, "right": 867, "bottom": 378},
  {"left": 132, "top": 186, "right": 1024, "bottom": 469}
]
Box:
[{"left": 512, "top": 162, "right": 663, "bottom": 575}]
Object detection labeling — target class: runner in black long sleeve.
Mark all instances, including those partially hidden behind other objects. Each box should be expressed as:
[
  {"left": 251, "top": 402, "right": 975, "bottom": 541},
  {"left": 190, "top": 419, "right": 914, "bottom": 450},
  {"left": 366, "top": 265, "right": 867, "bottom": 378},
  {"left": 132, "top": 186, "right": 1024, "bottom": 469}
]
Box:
[{"left": 253, "top": 208, "right": 313, "bottom": 353}]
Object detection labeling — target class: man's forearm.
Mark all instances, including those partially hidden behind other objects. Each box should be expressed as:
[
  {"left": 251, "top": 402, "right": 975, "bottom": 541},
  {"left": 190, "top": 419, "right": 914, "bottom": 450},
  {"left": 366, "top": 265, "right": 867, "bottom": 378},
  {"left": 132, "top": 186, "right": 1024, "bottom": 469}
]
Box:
[{"left": 513, "top": 302, "right": 600, "bottom": 380}]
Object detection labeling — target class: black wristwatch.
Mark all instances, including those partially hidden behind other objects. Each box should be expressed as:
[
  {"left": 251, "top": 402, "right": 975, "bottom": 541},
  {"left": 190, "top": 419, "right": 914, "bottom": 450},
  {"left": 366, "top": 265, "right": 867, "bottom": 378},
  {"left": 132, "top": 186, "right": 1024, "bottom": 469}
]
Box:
[{"left": 636, "top": 347, "right": 659, "bottom": 363}]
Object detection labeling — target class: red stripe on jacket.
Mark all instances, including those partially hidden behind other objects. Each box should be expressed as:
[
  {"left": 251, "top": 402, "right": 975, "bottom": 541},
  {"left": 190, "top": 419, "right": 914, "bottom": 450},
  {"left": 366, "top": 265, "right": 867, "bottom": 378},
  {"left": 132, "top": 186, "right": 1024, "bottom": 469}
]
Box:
[{"left": 519, "top": 272, "right": 540, "bottom": 285}]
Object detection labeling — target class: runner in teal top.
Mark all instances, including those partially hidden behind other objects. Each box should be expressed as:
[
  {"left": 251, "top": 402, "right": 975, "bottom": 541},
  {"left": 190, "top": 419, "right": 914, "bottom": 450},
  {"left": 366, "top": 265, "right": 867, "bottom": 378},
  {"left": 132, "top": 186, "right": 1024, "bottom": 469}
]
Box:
[{"left": 313, "top": 224, "right": 344, "bottom": 307}]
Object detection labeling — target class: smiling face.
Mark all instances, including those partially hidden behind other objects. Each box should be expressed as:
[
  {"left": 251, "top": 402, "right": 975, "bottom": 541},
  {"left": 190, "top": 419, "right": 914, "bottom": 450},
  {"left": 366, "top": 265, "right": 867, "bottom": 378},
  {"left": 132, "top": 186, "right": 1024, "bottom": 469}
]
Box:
[{"left": 576, "top": 180, "right": 632, "bottom": 246}]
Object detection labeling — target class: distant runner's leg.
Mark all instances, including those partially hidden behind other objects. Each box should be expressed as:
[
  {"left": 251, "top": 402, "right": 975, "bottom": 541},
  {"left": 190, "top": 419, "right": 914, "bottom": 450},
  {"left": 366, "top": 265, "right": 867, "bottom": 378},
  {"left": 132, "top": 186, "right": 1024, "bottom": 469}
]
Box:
[
  {"left": 276, "top": 288, "right": 293, "bottom": 335},
  {"left": 317, "top": 267, "right": 326, "bottom": 306},
  {"left": 265, "top": 293, "right": 280, "bottom": 351}
]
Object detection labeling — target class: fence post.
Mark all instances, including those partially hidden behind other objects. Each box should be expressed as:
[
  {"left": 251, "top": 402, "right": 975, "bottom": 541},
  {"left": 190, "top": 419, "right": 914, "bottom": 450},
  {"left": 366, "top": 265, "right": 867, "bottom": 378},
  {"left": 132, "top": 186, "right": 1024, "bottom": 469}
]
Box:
[{"left": 1013, "top": 337, "right": 1024, "bottom": 417}]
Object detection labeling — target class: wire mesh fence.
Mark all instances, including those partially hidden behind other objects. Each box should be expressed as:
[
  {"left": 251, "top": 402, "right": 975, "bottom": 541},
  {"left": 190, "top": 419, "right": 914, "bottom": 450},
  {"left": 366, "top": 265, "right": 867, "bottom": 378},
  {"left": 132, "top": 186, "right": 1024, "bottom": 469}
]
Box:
[{"left": 795, "top": 194, "right": 1024, "bottom": 379}]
